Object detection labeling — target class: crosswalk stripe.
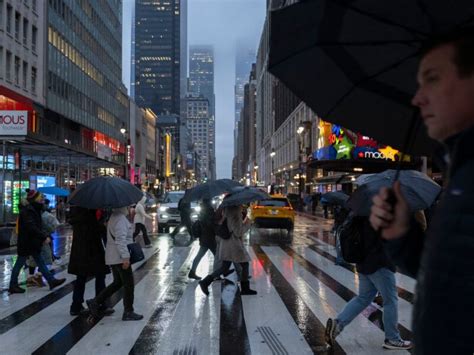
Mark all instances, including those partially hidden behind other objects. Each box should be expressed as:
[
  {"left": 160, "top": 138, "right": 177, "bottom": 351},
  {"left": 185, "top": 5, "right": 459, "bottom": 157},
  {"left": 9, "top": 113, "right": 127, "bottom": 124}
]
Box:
[
  {"left": 31, "top": 246, "right": 167, "bottom": 355},
  {"left": 291, "top": 245, "right": 414, "bottom": 333},
  {"left": 262, "top": 246, "right": 410, "bottom": 354},
  {"left": 308, "top": 236, "right": 417, "bottom": 294},
  {"left": 68, "top": 245, "right": 193, "bottom": 355},
  {"left": 243, "top": 248, "right": 313, "bottom": 355},
  {"left": 128, "top": 244, "right": 200, "bottom": 354},
  {"left": 142, "top": 252, "right": 220, "bottom": 355},
  {"left": 253, "top": 245, "right": 346, "bottom": 354}
]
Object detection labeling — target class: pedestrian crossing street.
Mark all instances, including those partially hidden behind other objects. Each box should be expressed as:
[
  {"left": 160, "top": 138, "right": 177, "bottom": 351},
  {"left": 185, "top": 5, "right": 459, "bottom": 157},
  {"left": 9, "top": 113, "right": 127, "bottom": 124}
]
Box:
[{"left": 0, "top": 216, "right": 416, "bottom": 354}]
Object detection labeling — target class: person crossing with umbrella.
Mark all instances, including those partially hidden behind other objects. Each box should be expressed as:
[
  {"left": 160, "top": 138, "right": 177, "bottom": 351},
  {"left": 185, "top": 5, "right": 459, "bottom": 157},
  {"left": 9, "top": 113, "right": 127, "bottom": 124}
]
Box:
[
  {"left": 198, "top": 187, "right": 267, "bottom": 296},
  {"left": 69, "top": 177, "right": 145, "bottom": 321},
  {"left": 370, "top": 28, "right": 474, "bottom": 354}
]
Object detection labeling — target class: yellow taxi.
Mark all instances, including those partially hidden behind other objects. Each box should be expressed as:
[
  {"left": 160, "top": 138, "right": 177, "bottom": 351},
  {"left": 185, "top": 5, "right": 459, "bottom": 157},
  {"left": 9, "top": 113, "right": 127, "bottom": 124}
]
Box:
[{"left": 250, "top": 194, "right": 295, "bottom": 232}]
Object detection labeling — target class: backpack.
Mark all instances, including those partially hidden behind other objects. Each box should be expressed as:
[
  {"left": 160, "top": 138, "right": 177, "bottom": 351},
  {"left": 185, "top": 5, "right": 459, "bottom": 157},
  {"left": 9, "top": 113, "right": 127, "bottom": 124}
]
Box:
[
  {"left": 338, "top": 214, "right": 366, "bottom": 263},
  {"left": 215, "top": 218, "right": 232, "bottom": 240}
]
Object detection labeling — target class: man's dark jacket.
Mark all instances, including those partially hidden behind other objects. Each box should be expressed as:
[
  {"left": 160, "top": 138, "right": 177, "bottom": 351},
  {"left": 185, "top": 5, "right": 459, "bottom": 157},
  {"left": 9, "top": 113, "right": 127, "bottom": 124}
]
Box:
[
  {"left": 386, "top": 126, "right": 474, "bottom": 355},
  {"left": 68, "top": 207, "right": 109, "bottom": 277},
  {"left": 17, "top": 203, "right": 47, "bottom": 256}
]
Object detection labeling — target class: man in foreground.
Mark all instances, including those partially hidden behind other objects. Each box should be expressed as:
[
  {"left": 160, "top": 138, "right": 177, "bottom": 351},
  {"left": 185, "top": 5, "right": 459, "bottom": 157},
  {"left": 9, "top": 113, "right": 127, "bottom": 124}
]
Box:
[{"left": 370, "top": 28, "right": 474, "bottom": 354}]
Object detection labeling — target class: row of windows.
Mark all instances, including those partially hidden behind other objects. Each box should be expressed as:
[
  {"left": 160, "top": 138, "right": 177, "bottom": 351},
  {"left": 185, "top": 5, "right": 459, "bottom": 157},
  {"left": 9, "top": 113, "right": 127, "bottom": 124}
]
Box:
[
  {"left": 48, "top": 70, "right": 119, "bottom": 129},
  {"left": 49, "top": 26, "right": 103, "bottom": 86},
  {"left": 0, "top": 1, "right": 38, "bottom": 52},
  {"left": 48, "top": 0, "right": 121, "bottom": 79},
  {"left": 0, "top": 46, "right": 37, "bottom": 94}
]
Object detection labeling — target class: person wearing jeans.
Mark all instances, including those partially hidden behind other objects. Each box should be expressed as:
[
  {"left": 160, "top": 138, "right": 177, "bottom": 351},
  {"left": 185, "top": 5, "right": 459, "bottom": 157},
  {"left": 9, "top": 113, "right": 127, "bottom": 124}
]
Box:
[
  {"left": 9, "top": 190, "right": 66, "bottom": 294},
  {"left": 87, "top": 207, "right": 143, "bottom": 321},
  {"left": 325, "top": 218, "right": 411, "bottom": 350},
  {"left": 133, "top": 195, "right": 152, "bottom": 247}
]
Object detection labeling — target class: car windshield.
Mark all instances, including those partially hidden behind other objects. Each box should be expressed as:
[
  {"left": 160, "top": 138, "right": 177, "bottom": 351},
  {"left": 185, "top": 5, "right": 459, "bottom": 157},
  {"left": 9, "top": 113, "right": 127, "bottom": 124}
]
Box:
[
  {"left": 257, "top": 198, "right": 289, "bottom": 207},
  {"left": 164, "top": 193, "right": 184, "bottom": 203}
]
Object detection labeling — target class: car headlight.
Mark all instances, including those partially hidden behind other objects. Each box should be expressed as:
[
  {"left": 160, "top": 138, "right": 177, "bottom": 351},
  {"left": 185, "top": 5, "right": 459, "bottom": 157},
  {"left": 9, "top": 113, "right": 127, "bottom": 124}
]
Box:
[
  {"left": 159, "top": 206, "right": 169, "bottom": 212},
  {"left": 193, "top": 206, "right": 201, "bottom": 213}
]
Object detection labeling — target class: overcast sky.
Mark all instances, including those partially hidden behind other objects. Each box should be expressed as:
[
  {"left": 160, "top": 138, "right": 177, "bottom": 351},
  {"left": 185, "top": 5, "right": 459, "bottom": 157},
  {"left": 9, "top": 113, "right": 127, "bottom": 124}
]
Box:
[{"left": 122, "top": 0, "right": 266, "bottom": 179}]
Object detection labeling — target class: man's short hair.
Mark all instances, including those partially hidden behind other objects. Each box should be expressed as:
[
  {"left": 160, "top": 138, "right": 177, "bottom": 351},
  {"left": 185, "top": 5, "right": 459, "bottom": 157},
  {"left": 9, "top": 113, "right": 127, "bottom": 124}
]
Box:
[{"left": 421, "top": 26, "right": 474, "bottom": 77}]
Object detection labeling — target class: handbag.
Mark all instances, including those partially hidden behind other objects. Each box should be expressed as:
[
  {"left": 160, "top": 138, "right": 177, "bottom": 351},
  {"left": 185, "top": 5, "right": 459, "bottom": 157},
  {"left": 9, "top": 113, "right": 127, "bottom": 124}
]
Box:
[{"left": 111, "top": 233, "right": 145, "bottom": 264}]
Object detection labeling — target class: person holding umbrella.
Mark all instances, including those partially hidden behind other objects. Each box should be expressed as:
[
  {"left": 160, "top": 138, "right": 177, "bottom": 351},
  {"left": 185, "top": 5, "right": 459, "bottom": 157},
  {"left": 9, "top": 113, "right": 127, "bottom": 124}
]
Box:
[
  {"left": 68, "top": 207, "right": 112, "bottom": 316},
  {"left": 87, "top": 206, "right": 143, "bottom": 321},
  {"left": 198, "top": 187, "right": 266, "bottom": 296},
  {"left": 370, "top": 28, "right": 474, "bottom": 354}
]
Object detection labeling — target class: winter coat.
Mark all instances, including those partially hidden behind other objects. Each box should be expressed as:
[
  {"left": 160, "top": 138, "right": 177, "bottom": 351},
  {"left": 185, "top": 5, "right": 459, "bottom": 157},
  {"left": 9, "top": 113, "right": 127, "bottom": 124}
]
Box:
[
  {"left": 133, "top": 197, "right": 152, "bottom": 225},
  {"left": 385, "top": 125, "right": 474, "bottom": 355},
  {"left": 68, "top": 207, "right": 109, "bottom": 276},
  {"left": 217, "top": 206, "right": 251, "bottom": 263},
  {"left": 17, "top": 203, "right": 47, "bottom": 256},
  {"left": 355, "top": 218, "right": 395, "bottom": 275},
  {"left": 198, "top": 203, "right": 217, "bottom": 250},
  {"left": 105, "top": 209, "right": 134, "bottom": 265}
]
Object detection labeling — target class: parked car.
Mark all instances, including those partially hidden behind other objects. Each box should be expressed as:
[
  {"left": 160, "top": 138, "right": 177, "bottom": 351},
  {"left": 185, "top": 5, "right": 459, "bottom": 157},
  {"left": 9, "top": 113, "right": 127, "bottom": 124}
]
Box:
[
  {"left": 250, "top": 194, "right": 295, "bottom": 232},
  {"left": 157, "top": 191, "right": 199, "bottom": 233}
]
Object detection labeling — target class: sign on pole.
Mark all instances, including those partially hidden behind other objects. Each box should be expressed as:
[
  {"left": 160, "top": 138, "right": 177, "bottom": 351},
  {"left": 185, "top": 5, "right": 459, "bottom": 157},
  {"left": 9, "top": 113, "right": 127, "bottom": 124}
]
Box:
[{"left": 0, "top": 111, "right": 28, "bottom": 136}]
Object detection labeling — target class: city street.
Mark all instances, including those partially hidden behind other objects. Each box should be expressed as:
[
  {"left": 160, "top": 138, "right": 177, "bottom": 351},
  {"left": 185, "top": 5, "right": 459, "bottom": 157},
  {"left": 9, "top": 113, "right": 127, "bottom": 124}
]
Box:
[{"left": 0, "top": 214, "right": 415, "bottom": 354}]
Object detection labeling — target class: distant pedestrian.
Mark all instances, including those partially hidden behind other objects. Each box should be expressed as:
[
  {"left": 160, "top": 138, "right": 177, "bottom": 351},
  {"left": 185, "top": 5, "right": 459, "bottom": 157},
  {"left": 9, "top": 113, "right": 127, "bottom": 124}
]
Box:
[
  {"left": 170, "top": 198, "right": 194, "bottom": 239},
  {"left": 199, "top": 205, "right": 257, "bottom": 296},
  {"left": 8, "top": 190, "right": 66, "bottom": 294},
  {"left": 311, "top": 193, "right": 320, "bottom": 215},
  {"left": 188, "top": 199, "right": 217, "bottom": 280},
  {"left": 68, "top": 207, "right": 113, "bottom": 316},
  {"left": 87, "top": 207, "right": 143, "bottom": 321},
  {"left": 133, "top": 195, "right": 153, "bottom": 248},
  {"left": 325, "top": 217, "right": 412, "bottom": 350}
]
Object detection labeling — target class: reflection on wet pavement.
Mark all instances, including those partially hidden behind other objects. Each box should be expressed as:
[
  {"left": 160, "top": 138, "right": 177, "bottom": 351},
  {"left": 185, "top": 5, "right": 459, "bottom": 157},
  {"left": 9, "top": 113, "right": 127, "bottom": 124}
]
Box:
[{"left": 0, "top": 213, "right": 414, "bottom": 354}]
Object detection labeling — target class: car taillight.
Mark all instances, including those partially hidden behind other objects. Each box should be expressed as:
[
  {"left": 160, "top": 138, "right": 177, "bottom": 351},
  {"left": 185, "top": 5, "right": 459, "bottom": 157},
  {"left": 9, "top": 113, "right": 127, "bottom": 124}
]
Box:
[
  {"left": 282, "top": 206, "right": 293, "bottom": 210},
  {"left": 253, "top": 206, "right": 264, "bottom": 209}
]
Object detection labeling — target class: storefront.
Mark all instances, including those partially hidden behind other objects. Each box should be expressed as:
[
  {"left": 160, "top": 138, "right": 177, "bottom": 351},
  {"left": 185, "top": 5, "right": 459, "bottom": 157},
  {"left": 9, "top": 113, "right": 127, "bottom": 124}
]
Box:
[{"left": 308, "top": 120, "right": 420, "bottom": 193}]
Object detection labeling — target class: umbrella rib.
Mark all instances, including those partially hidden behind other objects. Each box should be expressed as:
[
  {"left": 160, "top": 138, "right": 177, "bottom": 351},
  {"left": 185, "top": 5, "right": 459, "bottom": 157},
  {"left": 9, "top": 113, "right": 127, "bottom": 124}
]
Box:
[
  {"left": 324, "top": 50, "right": 420, "bottom": 118},
  {"left": 333, "top": 0, "right": 428, "bottom": 38}
]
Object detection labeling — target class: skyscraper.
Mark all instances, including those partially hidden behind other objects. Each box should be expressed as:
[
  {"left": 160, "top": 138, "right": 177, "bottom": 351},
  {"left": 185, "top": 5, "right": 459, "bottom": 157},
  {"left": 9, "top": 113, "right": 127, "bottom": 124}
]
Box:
[
  {"left": 132, "top": 0, "right": 182, "bottom": 115},
  {"left": 189, "top": 45, "right": 215, "bottom": 179}
]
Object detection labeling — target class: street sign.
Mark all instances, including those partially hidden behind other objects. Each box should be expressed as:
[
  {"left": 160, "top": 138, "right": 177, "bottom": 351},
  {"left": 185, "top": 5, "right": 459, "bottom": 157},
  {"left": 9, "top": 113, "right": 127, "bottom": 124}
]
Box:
[{"left": 0, "top": 111, "right": 28, "bottom": 136}]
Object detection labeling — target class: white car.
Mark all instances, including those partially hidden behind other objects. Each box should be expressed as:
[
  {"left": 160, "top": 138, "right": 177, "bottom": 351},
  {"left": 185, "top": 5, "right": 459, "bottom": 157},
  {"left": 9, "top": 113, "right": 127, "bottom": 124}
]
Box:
[{"left": 157, "top": 191, "right": 200, "bottom": 233}]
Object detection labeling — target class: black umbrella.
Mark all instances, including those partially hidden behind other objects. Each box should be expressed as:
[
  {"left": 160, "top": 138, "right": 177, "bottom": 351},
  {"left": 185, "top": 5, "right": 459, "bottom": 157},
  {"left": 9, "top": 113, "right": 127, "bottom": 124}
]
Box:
[
  {"left": 269, "top": 0, "right": 474, "bottom": 155},
  {"left": 69, "top": 176, "right": 144, "bottom": 209},
  {"left": 321, "top": 191, "right": 349, "bottom": 206},
  {"left": 219, "top": 187, "right": 269, "bottom": 208},
  {"left": 181, "top": 179, "right": 242, "bottom": 203}
]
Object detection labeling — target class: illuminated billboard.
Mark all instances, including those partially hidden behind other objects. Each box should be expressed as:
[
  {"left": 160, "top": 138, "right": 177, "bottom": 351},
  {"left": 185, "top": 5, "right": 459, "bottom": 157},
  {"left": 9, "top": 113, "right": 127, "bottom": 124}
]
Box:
[{"left": 314, "top": 120, "right": 409, "bottom": 162}]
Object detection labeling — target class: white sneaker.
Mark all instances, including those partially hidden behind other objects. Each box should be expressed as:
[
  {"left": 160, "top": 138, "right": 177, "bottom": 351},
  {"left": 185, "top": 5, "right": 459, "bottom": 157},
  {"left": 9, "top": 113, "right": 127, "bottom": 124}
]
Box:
[{"left": 383, "top": 339, "right": 412, "bottom": 350}]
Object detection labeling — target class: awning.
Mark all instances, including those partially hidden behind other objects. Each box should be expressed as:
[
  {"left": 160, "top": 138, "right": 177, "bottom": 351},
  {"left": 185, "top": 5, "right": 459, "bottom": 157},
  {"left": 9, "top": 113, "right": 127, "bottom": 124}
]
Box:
[{"left": 308, "top": 158, "right": 418, "bottom": 174}]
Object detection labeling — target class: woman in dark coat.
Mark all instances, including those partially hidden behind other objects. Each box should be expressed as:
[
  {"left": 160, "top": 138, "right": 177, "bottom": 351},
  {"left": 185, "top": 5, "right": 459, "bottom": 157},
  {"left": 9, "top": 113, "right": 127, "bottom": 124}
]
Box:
[
  {"left": 68, "top": 207, "right": 111, "bottom": 316},
  {"left": 188, "top": 199, "right": 217, "bottom": 280}
]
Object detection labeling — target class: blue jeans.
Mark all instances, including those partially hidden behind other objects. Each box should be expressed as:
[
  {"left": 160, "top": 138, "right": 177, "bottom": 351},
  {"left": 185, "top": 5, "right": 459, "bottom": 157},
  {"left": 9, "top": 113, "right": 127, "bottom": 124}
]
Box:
[
  {"left": 336, "top": 268, "right": 401, "bottom": 341},
  {"left": 9, "top": 254, "right": 55, "bottom": 288}
]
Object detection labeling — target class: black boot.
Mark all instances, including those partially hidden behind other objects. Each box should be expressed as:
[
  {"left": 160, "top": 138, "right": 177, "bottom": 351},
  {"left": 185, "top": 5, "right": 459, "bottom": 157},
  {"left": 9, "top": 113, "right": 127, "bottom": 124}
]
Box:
[
  {"left": 240, "top": 281, "right": 257, "bottom": 295},
  {"left": 188, "top": 270, "right": 201, "bottom": 280},
  {"left": 198, "top": 275, "right": 213, "bottom": 296},
  {"left": 122, "top": 311, "right": 144, "bottom": 321}
]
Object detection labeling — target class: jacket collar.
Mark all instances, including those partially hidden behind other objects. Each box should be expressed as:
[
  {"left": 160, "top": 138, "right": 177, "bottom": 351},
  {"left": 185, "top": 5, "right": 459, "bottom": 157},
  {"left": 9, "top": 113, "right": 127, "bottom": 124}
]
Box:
[{"left": 439, "top": 124, "right": 474, "bottom": 177}]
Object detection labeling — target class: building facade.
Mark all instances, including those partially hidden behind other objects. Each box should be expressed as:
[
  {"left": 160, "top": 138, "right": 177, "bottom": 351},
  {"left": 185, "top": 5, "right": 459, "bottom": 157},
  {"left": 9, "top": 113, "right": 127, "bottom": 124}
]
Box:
[
  {"left": 184, "top": 94, "right": 210, "bottom": 181},
  {"left": 132, "top": 0, "right": 181, "bottom": 116},
  {"left": 188, "top": 45, "right": 215, "bottom": 179}
]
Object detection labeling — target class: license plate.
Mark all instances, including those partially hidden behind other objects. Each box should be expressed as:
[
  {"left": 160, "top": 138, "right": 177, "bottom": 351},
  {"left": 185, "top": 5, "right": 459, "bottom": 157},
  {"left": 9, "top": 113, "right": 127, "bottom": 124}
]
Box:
[{"left": 270, "top": 210, "right": 279, "bottom": 215}]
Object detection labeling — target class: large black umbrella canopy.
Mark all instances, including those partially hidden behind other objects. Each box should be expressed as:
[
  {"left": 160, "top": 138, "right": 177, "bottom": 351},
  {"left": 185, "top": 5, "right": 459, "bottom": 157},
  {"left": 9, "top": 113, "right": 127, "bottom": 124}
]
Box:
[
  {"left": 182, "top": 179, "right": 242, "bottom": 203},
  {"left": 69, "top": 176, "right": 144, "bottom": 209},
  {"left": 269, "top": 0, "right": 474, "bottom": 155},
  {"left": 220, "top": 187, "right": 269, "bottom": 208},
  {"left": 321, "top": 191, "right": 349, "bottom": 206}
]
